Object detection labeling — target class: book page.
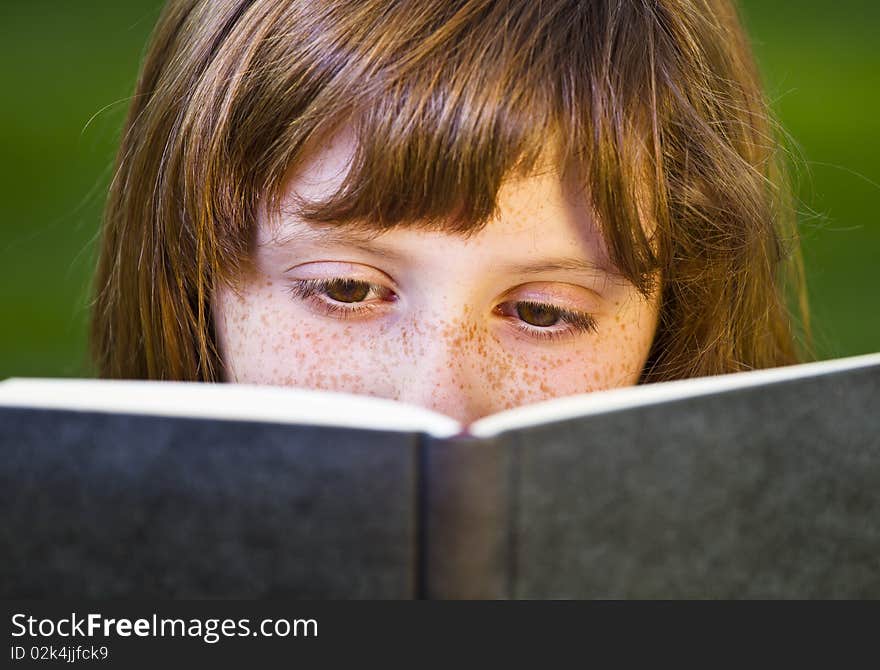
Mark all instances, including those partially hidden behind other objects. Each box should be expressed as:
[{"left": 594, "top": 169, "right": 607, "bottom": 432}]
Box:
[
  {"left": 468, "top": 352, "right": 880, "bottom": 438},
  {"left": 0, "top": 378, "right": 462, "bottom": 438}
]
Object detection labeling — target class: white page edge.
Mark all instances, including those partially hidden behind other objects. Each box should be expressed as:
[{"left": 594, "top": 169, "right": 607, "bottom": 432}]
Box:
[{"left": 0, "top": 378, "right": 463, "bottom": 439}]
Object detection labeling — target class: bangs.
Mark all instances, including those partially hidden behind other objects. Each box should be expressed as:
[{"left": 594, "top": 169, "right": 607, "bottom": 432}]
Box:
[
  {"left": 286, "top": 83, "right": 565, "bottom": 238},
  {"left": 221, "top": 0, "right": 666, "bottom": 293}
]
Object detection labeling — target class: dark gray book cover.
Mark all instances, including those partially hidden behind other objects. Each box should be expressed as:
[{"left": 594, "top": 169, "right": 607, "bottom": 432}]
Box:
[
  {"left": 0, "top": 408, "right": 420, "bottom": 598},
  {"left": 1, "top": 355, "right": 878, "bottom": 598},
  {"left": 424, "top": 362, "right": 880, "bottom": 598}
]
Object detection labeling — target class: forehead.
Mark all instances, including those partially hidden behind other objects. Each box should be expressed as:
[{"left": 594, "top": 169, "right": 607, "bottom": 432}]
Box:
[{"left": 264, "top": 123, "right": 611, "bottom": 266}]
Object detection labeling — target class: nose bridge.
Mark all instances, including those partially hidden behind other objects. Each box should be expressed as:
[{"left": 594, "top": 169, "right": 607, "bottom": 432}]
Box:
[{"left": 395, "top": 311, "right": 487, "bottom": 423}]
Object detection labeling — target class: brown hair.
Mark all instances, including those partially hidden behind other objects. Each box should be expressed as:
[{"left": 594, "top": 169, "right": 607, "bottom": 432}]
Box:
[{"left": 91, "top": 0, "right": 809, "bottom": 382}]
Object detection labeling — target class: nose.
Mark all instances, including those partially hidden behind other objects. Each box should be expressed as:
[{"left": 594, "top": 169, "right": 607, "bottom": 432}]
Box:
[{"left": 393, "top": 319, "right": 490, "bottom": 425}]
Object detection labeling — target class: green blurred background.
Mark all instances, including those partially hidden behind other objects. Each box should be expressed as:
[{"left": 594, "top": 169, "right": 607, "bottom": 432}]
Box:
[{"left": 1, "top": 0, "right": 878, "bottom": 379}]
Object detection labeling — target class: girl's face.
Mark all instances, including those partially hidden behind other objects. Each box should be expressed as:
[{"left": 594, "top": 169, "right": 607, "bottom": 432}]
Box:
[{"left": 214, "top": 126, "right": 660, "bottom": 425}]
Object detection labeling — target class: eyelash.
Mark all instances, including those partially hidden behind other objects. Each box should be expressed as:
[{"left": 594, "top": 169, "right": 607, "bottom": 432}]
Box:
[
  {"left": 286, "top": 278, "right": 391, "bottom": 318},
  {"left": 506, "top": 300, "right": 599, "bottom": 341},
  {"left": 286, "top": 278, "right": 598, "bottom": 340}
]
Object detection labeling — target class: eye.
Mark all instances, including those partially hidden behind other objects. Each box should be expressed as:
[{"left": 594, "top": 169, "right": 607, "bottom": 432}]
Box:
[
  {"left": 516, "top": 302, "right": 560, "bottom": 327},
  {"left": 495, "top": 299, "right": 598, "bottom": 341},
  {"left": 287, "top": 278, "right": 396, "bottom": 318},
  {"left": 321, "top": 278, "right": 370, "bottom": 303}
]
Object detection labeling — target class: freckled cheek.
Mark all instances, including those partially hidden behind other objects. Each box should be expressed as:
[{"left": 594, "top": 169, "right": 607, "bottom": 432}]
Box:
[
  {"left": 480, "top": 315, "right": 655, "bottom": 412},
  {"left": 580, "top": 299, "right": 658, "bottom": 390},
  {"left": 459, "top": 329, "right": 575, "bottom": 414},
  {"left": 218, "top": 286, "right": 411, "bottom": 396},
  {"left": 487, "top": 347, "right": 602, "bottom": 412}
]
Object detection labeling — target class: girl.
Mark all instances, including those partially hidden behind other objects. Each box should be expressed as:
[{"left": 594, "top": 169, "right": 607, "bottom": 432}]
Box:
[{"left": 91, "top": 0, "right": 808, "bottom": 424}]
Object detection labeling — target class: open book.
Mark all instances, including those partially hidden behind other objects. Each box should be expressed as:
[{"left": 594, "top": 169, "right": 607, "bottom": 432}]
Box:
[{"left": 1, "top": 353, "right": 878, "bottom": 598}]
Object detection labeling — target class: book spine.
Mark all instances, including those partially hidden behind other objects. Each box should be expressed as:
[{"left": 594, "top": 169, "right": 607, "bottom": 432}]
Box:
[{"left": 420, "top": 434, "right": 512, "bottom": 599}]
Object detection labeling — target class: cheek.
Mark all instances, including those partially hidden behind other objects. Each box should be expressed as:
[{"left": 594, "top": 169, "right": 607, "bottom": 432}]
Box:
[
  {"left": 477, "top": 295, "right": 658, "bottom": 413},
  {"left": 216, "top": 280, "right": 443, "bottom": 397},
  {"left": 215, "top": 280, "right": 391, "bottom": 394},
  {"left": 483, "top": 346, "right": 626, "bottom": 413}
]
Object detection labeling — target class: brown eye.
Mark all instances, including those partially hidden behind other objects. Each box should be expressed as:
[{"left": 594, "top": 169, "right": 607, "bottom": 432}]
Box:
[
  {"left": 326, "top": 279, "right": 370, "bottom": 303},
  {"left": 516, "top": 301, "right": 560, "bottom": 327}
]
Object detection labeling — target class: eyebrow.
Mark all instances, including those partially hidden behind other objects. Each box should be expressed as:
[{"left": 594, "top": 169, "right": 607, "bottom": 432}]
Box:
[
  {"left": 269, "top": 224, "right": 408, "bottom": 261},
  {"left": 494, "top": 257, "right": 612, "bottom": 277},
  {"left": 271, "top": 222, "right": 613, "bottom": 277}
]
